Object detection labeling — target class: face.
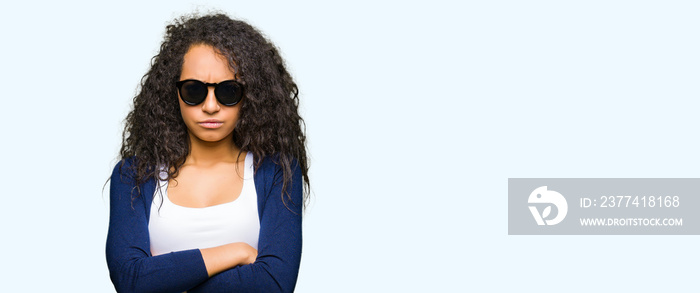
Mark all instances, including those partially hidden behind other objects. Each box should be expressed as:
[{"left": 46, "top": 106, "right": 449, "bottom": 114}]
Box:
[{"left": 178, "top": 44, "right": 240, "bottom": 144}]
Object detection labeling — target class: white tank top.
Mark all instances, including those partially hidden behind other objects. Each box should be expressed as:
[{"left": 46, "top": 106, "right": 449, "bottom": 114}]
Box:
[{"left": 148, "top": 152, "right": 260, "bottom": 256}]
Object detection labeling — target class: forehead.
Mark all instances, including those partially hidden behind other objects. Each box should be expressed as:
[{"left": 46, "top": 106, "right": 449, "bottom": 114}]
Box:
[{"left": 180, "top": 44, "right": 235, "bottom": 80}]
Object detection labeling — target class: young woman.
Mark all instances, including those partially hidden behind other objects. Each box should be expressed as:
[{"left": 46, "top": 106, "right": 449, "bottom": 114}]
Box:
[{"left": 106, "top": 13, "right": 309, "bottom": 293}]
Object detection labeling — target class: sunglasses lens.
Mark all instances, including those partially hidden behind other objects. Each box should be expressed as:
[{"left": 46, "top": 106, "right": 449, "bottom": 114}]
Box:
[
  {"left": 179, "top": 80, "right": 207, "bottom": 105},
  {"left": 215, "top": 81, "right": 243, "bottom": 106}
]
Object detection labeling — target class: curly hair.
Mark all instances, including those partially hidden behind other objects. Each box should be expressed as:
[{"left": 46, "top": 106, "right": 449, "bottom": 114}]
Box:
[{"left": 118, "top": 13, "right": 309, "bottom": 208}]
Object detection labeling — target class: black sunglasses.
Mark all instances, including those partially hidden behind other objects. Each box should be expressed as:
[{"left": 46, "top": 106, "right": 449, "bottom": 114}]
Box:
[{"left": 175, "top": 79, "right": 244, "bottom": 106}]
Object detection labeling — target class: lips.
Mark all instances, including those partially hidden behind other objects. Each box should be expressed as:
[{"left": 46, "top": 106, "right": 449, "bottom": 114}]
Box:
[{"left": 198, "top": 119, "right": 223, "bottom": 129}]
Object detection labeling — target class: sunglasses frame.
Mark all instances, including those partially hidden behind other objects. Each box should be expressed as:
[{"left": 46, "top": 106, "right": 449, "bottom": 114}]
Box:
[{"left": 175, "top": 79, "right": 244, "bottom": 106}]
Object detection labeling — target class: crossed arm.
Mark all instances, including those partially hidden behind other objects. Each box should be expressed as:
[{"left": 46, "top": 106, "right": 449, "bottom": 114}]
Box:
[{"left": 106, "top": 159, "right": 302, "bottom": 293}]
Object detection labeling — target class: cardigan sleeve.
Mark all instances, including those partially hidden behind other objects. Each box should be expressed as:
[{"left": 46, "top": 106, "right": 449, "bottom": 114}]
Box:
[
  {"left": 105, "top": 159, "right": 210, "bottom": 293},
  {"left": 187, "top": 158, "right": 304, "bottom": 293}
]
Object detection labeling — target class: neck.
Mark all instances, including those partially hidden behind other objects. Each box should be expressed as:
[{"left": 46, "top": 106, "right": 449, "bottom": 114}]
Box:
[{"left": 185, "top": 132, "right": 243, "bottom": 166}]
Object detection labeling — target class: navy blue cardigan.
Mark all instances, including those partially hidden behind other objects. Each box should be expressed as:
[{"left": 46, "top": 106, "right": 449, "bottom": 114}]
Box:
[{"left": 106, "top": 156, "right": 303, "bottom": 293}]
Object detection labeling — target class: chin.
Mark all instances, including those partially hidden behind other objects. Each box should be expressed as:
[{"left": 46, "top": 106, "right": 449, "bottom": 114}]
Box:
[
  {"left": 188, "top": 129, "right": 231, "bottom": 143},
  {"left": 198, "top": 135, "right": 230, "bottom": 143}
]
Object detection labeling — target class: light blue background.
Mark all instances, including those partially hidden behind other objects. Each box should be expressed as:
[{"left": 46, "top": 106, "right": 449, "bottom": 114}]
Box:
[{"left": 1, "top": 0, "right": 698, "bottom": 292}]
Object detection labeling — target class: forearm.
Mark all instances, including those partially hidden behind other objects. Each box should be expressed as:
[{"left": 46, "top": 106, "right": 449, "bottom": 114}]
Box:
[
  {"left": 188, "top": 256, "right": 300, "bottom": 293},
  {"left": 107, "top": 247, "right": 209, "bottom": 293},
  {"left": 200, "top": 242, "right": 257, "bottom": 277}
]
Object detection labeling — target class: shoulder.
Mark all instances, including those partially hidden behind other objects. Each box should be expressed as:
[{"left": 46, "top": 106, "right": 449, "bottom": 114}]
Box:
[
  {"left": 252, "top": 155, "right": 279, "bottom": 193},
  {"left": 110, "top": 157, "right": 139, "bottom": 185},
  {"left": 253, "top": 153, "right": 304, "bottom": 212},
  {"left": 253, "top": 154, "right": 302, "bottom": 182},
  {"left": 109, "top": 157, "right": 156, "bottom": 206}
]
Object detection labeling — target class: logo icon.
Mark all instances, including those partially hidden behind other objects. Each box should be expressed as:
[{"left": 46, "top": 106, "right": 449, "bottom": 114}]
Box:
[{"left": 528, "top": 186, "right": 568, "bottom": 225}]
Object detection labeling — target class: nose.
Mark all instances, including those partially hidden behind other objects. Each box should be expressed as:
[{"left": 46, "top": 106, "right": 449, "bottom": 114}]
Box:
[{"left": 201, "top": 86, "right": 220, "bottom": 114}]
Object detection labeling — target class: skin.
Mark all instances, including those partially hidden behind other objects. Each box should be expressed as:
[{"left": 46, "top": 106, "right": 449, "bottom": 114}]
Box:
[{"left": 169, "top": 44, "right": 257, "bottom": 277}]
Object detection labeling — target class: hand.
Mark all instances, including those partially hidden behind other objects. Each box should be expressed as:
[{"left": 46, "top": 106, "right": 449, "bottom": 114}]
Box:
[
  {"left": 201, "top": 242, "right": 258, "bottom": 276},
  {"left": 230, "top": 242, "right": 258, "bottom": 266}
]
